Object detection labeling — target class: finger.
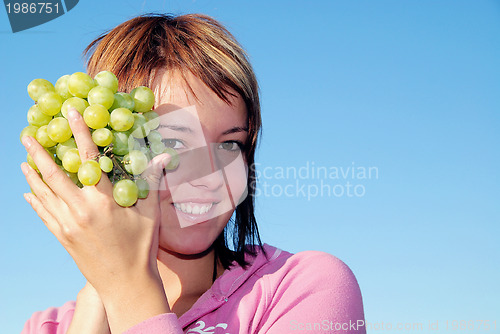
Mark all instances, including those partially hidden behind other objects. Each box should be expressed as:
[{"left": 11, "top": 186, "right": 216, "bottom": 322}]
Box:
[
  {"left": 21, "top": 162, "right": 56, "bottom": 204},
  {"left": 67, "top": 108, "right": 101, "bottom": 162},
  {"left": 23, "top": 191, "right": 62, "bottom": 239},
  {"left": 137, "top": 155, "right": 171, "bottom": 262},
  {"left": 22, "top": 137, "right": 80, "bottom": 204},
  {"left": 66, "top": 108, "right": 113, "bottom": 191},
  {"left": 139, "top": 153, "right": 173, "bottom": 206}
]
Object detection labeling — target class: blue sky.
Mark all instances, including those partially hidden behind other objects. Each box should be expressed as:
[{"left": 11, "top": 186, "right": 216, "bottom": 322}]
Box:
[{"left": 1, "top": 0, "right": 499, "bottom": 333}]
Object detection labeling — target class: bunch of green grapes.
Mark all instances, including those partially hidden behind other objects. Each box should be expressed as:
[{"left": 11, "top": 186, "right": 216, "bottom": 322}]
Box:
[{"left": 20, "top": 71, "right": 178, "bottom": 207}]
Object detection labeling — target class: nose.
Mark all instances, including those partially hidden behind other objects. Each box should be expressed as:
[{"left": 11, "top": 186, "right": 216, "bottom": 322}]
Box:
[
  {"left": 189, "top": 169, "right": 225, "bottom": 190},
  {"left": 185, "top": 144, "right": 225, "bottom": 191}
]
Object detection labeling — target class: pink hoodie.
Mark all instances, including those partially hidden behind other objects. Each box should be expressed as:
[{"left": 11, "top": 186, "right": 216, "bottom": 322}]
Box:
[{"left": 22, "top": 244, "right": 366, "bottom": 333}]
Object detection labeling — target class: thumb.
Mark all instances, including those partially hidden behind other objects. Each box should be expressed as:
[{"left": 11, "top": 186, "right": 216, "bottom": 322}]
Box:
[
  {"left": 136, "top": 152, "right": 176, "bottom": 265},
  {"left": 139, "top": 151, "right": 177, "bottom": 206}
]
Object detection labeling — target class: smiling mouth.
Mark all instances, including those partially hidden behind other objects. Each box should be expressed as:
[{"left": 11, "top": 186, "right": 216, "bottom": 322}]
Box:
[{"left": 173, "top": 202, "right": 214, "bottom": 215}]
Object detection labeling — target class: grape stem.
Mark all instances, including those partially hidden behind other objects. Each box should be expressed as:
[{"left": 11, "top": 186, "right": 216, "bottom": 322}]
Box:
[
  {"left": 112, "top": 155, "right": 132, "bottom": 181},
  {"left": 102, "top": 144, "right": 133, "bottom": 182}
]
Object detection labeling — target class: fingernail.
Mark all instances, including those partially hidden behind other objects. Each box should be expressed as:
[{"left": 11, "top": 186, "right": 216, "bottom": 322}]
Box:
[
  {"left": 161, "top": 157, "right": 170, "bottom": 169},
  {"left": 22, "top": 136, "right": 33, "bottom": 148},
  {"left": 23, "top": 193, "right": 31, "bottom": 204},
  {"left": 68, "top": 108, "right": 80, "bottom": 121},
  {"left": 21, "top": 163, "right": 29, "bottom": 176}
]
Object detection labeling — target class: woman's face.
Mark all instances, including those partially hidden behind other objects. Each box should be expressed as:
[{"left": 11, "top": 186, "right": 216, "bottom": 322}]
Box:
[{"left": 151, "top": 70, "right": 248, "bottom": 256}]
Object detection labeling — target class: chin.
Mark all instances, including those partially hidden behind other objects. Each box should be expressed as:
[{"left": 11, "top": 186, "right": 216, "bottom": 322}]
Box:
[
  {"left": 159, "top": 235, "right": 216, "bottom": 257},
  {"left": 157, "top": 196, "right": 234, "bottom": 256},
  {"left": 158, "top": 216, "right": 229, "bottom": 257}
]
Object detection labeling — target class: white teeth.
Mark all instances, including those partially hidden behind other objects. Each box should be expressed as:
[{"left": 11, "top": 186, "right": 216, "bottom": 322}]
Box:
[{"left": 174, "top": 202, "right": 213, "bottom": 215}]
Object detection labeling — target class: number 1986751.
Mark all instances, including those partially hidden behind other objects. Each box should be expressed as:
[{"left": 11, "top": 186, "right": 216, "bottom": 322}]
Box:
[
  {"left": 445, "top": 320, "right": 497, "bottom": 331},
  {"left": 6, "top": 2, "right": 60, "bottom": 14}
]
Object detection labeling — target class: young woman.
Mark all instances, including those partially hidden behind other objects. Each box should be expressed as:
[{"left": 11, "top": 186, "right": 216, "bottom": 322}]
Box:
[{"left": 21, "top": 14, "right": 366, "bottom": 333}]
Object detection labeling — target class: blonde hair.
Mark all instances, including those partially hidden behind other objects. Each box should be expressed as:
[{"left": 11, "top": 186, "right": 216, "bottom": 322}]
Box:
[{"left": 83, "top": 13, "right": 263, "bottom": 271}]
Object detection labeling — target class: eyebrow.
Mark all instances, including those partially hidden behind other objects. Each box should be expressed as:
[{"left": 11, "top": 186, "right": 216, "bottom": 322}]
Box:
[
  {"left": 159, "top": 124, "right": 248, "bottom": 135},
  {"left": 222, "top": 126, "right": 248, "bottom": 135},
  {"left": 158, "top": 124, "right": 193, "bottom": 133}
]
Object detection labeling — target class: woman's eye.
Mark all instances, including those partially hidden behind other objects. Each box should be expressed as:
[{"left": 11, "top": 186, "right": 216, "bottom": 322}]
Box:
[
  {"left": 218, "top": 141, "right": 241, "bottom": 151},
  {"left": 161, "top": 139, "right": 185, "bottom": 149}
]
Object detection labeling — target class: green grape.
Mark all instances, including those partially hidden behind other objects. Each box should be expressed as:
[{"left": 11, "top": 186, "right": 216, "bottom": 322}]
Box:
[
  {"left": 110, "top": 92, "right": 135, "bottom": 111},
  {"left": 27, "top": 153, "right": 38, "bottom": 171},
  {"left": 62, "top": 148, "right": 81, "bottom": 173},
  {"left": 68, "top": 72, "right": 95, "bottom": 98},
  {"left": 94, "top": 71, "right": 118, "bottom": 93},
  {"left": 83, "top": 104, "right": 110, "bottom": 129},
  {"left": 35, "top": 125, "right": 57, "bottom": 148},
  {"left": 149, "top": 141, "right": 166, "bottom": 155},
  {"left": 112, "top": 131, "right": 131, "bottom": 155},
  {"left": 87, "top": 86, "right": 115, "bottom": 109},
  {"left": 56, "top": 138, "right": 77, "bottom": 160},
  {"left": 147, "top": 130, "right": 163, "bottom": 143},
  {"left": 139, "top": 146, "right": 151, "bottom": 159},
  {"left": 99, "top": 156, "right": 113, "bottom": 173},
  {"left": 47, "top": 117, "right": 72, "bottom": 143},
  {"left": 143, "top": 111, "right": 160, "bottom": 130},
  {"left": 132, "top": 140, "right": 151, "bottom": 159},
  {"left": 130, "top": 113, "right": 150, "bottom": 138},
  {"left": 55, "top": 74, "right": 72, "bottom": 100},
  {"left": 92, "top": 128, "right": 113, "bottom": 146},
  {"left": 132, "top": 140, "right": 143, "bottom": 151},
  {"left": 38, "top": 92, "right": 63, "bottom": 116},
  {"left": 24, "top": 71, "right": 160, "bottom": 207},
  {"left": 78, "top": 160, "right": 102, "bottom": 186},
  {"left": 109, "top": 107, "right": 134, "bottom": 131},
  {"left": 27, "top": 104, "right": 52, "bottom": 127},
  {"left": 113, "top": 179, "right": 139, "bottom": 207},
  {"left": 20, "top": 125, "right": 39, "bottom": 143},
  {"left": 163, "top": 148, "right": 180, "bottom": 170},
  {"left": 61, "top": 97, "right": 89, "bottom": 118},
  {"left": 123, "top": 150, "right": 149, "bottom": 175},
  {"left": 135, "top": 178, "right": 149, "bottom": 199},
  {"left": 27, "top": 78, "right": 55, "bottom": 101},
  {"left": 45, "top": 146, "right": 57, "bottom": 158},
  {"left": 130, "top": 86, "right": 155, "bottom": 112},
  {"left": 128, "top": 136, "right": 140, "bottom": 153},
  {"left": 54, "top": 155, "right": 62, "bottom": 166}
]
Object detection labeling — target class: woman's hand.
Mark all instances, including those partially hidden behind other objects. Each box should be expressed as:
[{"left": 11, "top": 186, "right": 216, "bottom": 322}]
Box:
[
  {"left": 67, "top": 282, "right": 110, "bottom": 334},
  {"left": 21, "top": 108, "right": 172, "bottom": 332}
]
